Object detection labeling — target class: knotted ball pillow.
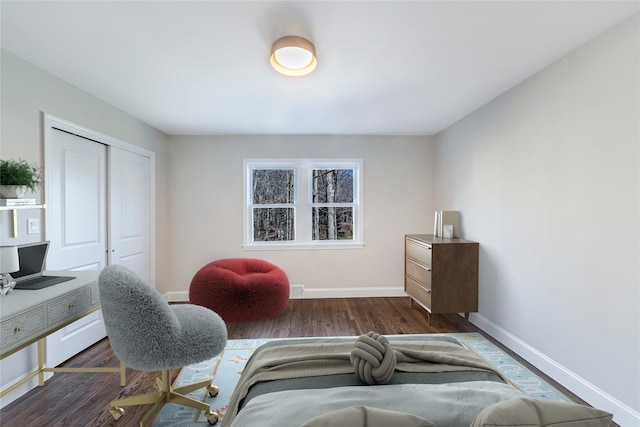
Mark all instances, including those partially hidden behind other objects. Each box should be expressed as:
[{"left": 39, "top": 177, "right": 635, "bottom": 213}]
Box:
[
  {"left": 189, "top": 258, "right": 290, "bottom": 323},
  {"left": 350, "top": 331, "right": 397, "bottom": 385}
]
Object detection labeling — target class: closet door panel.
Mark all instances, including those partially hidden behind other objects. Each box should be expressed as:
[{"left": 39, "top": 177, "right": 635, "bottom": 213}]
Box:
[
  {"left": 46, "top": 128, "right": 108, "bottom": 271},
  {"left": 44, "top": 128, "right": 108, "bottom": 367},
  {"left": 109, "top": 146, "right": 152, "bottom": 283}
]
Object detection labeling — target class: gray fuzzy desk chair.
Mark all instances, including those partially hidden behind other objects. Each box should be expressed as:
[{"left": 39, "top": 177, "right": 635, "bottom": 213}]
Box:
[{"left": 99, "top": 265, "right": 227, "bottom": 426}]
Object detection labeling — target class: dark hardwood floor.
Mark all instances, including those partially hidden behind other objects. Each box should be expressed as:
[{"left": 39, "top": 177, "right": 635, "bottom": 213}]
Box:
[{"left": 0, "top": 297, "right": 608, "bottom": 427}]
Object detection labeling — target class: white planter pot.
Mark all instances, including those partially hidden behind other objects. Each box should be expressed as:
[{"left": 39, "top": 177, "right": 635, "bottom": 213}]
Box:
[{"left": 0, "top": 185, "right": 29, "bottom": 199}]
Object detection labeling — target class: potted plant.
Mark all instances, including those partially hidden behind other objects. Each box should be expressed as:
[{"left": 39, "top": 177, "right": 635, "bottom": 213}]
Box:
[{"left": 0, "top": 158, "right": 41, "bottom": 198}]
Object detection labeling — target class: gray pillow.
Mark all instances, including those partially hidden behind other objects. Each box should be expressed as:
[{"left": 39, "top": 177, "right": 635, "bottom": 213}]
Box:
[
  {"left": 470, "top": 397, "right": 613, "bottom": 427},
  {"left": 300, "top": 406, "right": 435, "bottom": 427}
]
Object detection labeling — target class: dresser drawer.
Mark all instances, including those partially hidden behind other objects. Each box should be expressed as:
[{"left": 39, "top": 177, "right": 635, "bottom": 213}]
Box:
[
  {"left": 405, "top": 276, "right": 431, "bottom": 310},
  {"left": 1, "top": 306, "right": 46, "bottom": 354},
  {"left": 405, "top": 258, "right": 431, "bottom": 288},
  {"left": 406, "top": 238, "right": 432, "bottom": 266},
  {"left": 47, "top": 287, "right": 93, "bottom": 326}
]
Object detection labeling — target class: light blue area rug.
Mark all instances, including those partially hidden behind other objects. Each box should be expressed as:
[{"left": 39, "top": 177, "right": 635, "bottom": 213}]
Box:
[{"left": 153, "top": 333, "right": 571, "bottom": 426}]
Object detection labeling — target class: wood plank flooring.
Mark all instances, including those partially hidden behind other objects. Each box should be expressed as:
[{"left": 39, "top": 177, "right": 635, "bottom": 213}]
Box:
[{"left": 0, "top": 297, "right": 609, "bottom": 427}]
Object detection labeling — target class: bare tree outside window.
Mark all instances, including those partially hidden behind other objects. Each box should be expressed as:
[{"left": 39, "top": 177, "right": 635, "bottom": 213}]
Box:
[
  {"left": 252, "top": 169, "right": 295, "bottom": 241},
  {"left": 312, "top": 169, "right": 354, "bottom": 240}
]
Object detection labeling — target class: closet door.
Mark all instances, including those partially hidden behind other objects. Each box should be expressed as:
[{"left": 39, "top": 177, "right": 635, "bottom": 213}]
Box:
[
  {"left": 44, "top": 116, "right": 155, "bottom": 369},
  {"left": 45, "top": 128, "right": 108, "bottom": 366},
  {"left": 108, "top": 147, "right": 152, "bottom": 282}
]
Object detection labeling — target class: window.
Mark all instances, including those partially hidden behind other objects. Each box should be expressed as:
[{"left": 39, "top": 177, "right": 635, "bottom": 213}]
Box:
[
  {"left": 245, "top": 159, "right": 362, "bottom": 248},
  {"left": 251, "top": 168, "right": 296, "bottom": 242},
  {"left": 311, "top": 169, "right": 354, "bottom": 241}
]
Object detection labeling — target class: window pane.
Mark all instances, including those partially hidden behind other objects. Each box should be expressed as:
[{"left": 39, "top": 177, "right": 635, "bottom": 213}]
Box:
[
  {"left": 312, "top": 169, "right": 353, "bottom": 203},
  {"left": 253, "top": 207, "right": 295, "bottom": 241},
  {"left": 253, "top": 169, "right": 295, "bottom": 204},
  {"left": 312, "top": 207, "right": 353, "bottom": 240}
]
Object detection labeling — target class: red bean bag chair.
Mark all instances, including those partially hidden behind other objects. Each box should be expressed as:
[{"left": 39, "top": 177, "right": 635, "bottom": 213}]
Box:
[{"left": 189, "top": 258, "right": 290, "bottom": 323}]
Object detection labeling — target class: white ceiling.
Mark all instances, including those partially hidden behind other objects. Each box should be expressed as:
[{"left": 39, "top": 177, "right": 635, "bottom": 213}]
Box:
[{"left": 1, "top": 1, "right": 638, "bottom": 136}]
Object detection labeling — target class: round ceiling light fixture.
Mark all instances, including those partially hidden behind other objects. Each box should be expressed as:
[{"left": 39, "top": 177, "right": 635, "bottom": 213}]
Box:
[{"left": 270, "top": 35, "right": 317, "bottom": 77}]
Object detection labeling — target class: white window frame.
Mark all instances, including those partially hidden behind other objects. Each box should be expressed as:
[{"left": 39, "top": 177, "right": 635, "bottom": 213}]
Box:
[{"left": 243, "top": 159, "right": 363, "bottom": 250}]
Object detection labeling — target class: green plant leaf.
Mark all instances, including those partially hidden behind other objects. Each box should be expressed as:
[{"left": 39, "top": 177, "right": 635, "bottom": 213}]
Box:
[{"left": 0, "top": 158, "right": 42, "bottom": 191}]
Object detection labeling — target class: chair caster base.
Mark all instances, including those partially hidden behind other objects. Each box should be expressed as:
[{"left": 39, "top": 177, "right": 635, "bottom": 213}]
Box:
[
  {"left": 205, "top": 410, "right": 219, "bottom": 425},
  {"left": 207, "top": 384, "right": 220, "bottom": 398},
  {"left": 109, "top": 406, "right": 125, "bottom": 420}
]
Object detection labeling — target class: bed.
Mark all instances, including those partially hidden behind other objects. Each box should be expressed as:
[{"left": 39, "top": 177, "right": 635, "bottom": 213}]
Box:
[{"left": 220, "top": 334, "right": 613, "bottom": 427}]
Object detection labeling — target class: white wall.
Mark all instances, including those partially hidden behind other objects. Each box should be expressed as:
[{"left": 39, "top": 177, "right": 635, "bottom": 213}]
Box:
[
  {"left": 0, "top": 50, "right": 171, "bottom": 288},
  {"left": 433, "top": 14, "right": 639, "bottom": 425},
  {"left": 166, "top": 134, "right": 434, "bottom": 297}
]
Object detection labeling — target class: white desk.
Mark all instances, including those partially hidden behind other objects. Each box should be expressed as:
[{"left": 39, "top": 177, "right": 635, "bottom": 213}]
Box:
[{"left": 0, "top": 271, "right": 125, "bottom": 398}]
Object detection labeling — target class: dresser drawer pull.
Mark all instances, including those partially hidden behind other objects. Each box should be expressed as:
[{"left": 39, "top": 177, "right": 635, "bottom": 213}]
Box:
[
  {"left": 14, "top": 327, "right": 21, "bottom": 333},
  {"left": 68, "top": 303, "right": 75, "bottom": 309}
]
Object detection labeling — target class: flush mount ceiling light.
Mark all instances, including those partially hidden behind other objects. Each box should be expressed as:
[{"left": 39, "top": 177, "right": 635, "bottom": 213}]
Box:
[{"left": 270, "top": 35, "right": 317, "bottom": 77}]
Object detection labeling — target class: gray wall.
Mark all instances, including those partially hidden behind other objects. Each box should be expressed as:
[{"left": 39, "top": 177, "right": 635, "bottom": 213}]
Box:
[{"left": 433, "top": 14, "right": 639, "bottom": 424}]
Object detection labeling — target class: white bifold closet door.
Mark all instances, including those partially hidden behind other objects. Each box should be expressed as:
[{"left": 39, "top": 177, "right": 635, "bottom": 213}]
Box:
[
  {"left": 108, "top": 146, "right": 151, "bottom": 281},
  {"left": 46, "top": 129, "right": 109, "bottom": 272},
  {"left": 45, "top": 124, "right": 152, "bottom": 367}
]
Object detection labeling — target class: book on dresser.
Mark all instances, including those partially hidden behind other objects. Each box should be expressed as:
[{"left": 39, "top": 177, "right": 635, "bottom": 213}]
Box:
[
  {"left": 404, "top": 234, "right": 478, "bottom": 324},
  {"left": 433, "top": 210, "right": 460, "bottom": 237}
]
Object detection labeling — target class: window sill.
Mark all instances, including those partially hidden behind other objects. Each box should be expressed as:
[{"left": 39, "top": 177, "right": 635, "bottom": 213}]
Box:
[{"left": 242, "top": 242, "right": 365, "bottom": 251}]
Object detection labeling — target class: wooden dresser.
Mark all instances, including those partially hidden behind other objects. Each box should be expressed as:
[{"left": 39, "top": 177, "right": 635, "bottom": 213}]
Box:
[{"left": 404, "top": 234, "right": 479, "bottom": 324}]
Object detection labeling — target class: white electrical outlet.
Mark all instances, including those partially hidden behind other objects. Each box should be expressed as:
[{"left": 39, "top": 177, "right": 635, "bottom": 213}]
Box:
[
  {"left": 290, "top": 284, "right": 304, "bottom": 298},
  {"left": 27, "top": 218, "right": 40, "bottom": 234}
]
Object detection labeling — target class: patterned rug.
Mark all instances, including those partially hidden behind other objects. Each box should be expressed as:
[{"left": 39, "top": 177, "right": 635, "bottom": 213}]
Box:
[{"left": 153, "top": 333, "right": 571, "bottom": 426}]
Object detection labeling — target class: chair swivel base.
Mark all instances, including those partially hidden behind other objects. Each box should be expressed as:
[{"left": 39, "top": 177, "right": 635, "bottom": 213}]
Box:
[{"left": 108, "top": 369, "right": 220, "bottom": 426}]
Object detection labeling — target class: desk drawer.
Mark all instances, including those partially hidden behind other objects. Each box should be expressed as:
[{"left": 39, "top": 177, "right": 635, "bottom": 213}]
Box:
[
  {"left": 1, "top": 307, "right": 46, "bottom": 354},
  {"left": 89, "top": 281, "right": 100, "bottom": 305},
  {"left": 47, "top": 287, "right": 93, "bottom": 326}
]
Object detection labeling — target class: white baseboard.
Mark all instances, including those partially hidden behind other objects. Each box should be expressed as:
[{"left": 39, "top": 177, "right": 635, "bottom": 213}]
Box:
[
  {"left": 471, "top": 313, "right": 640, "bottom": 427},
  {"left": 0, "top": 369, "right": 40, "bottom": 409},
  {"left": 165, "top": 287, "right": 407, "bottom": 302},
  {"left": 302, "top": 287, "right": 406, "bottom": 299},
  {"left": 164, "top": 291, "right": 189, "bottom": 302}
]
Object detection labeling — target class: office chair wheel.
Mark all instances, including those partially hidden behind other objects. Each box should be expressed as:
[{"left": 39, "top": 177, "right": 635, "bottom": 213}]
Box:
[
  {"left": 205, "top": 410, "right": 219, "bottom": 425},
  {"left": 207, "top": 384, "right": 220, "bottom": 397},
  {"left": 109, "top": 406, "right": 125, "bottom": 420}
]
